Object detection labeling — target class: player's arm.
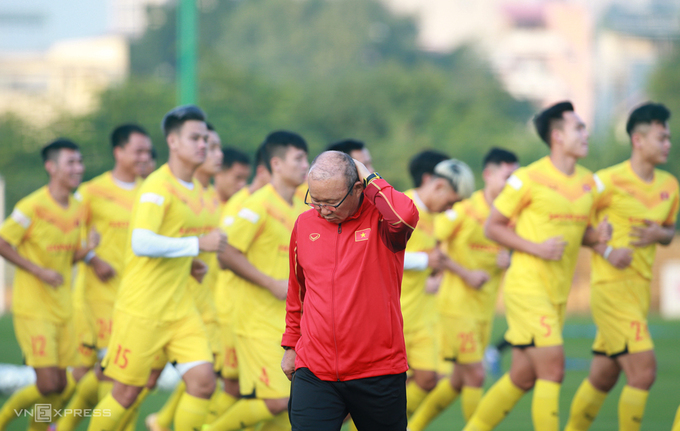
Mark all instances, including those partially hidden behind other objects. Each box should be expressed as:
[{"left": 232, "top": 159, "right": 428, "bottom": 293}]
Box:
[
  {"left": 442, "top": 255, "right": 489, "bottom": 289},
  {"left": 0, "top": 237, "right": 63, "bottom": 287},
  {"left": 629, "top": 221, "right": 675, "bottom": 247},
  {"left": 72, "top": 227, "right": 100, "bottom": 263},
  {"left": 131, "top": 190, "right": 226, "bottom": 258},
  {"left": 218, "top": 244, "right": 287, "bottom": 300},
  {"left": 485, "top": 206, "right": 566, "bottom": 261},
  {"left": 282, "top": 221, "right": 304, "bottom": 380},
  {"left": 356, "top": 159, "right": 419, "bottom": 252}
]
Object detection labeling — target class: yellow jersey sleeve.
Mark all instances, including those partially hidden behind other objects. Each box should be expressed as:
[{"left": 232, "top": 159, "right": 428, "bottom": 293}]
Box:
[
  {"left": 664, "top": 184, "right": 679, "bottom": 226},
  {"left": 434, "top": 203, "right": 466, "bottom": 243},
  {"left": 226, "top": 204, "right": 266, "bottom": 254},
  {"left": 493, "top": 169, "right": 532, "bottom": 220},
  {"left": 131, "top": 187, "right": 171, "bottom": 233},
  {"left": 0, "top": 199, "right": 34, "bottom": 247}
]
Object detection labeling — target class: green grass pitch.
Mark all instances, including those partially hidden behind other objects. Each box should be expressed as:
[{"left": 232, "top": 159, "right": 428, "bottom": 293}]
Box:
[{"left": 1, "top": 313, "right": 678, "bottom": 430}]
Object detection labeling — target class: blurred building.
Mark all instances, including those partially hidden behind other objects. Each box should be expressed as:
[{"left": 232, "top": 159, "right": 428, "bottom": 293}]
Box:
[
  {"left": 0, "top": 0, "right": 165, "bottom": 124},
  {"left": 593, "top": 0, "right": 680, "bottom": 135},
  {"left": 383, "top": 0, "right": 680, "bottom": 131}
]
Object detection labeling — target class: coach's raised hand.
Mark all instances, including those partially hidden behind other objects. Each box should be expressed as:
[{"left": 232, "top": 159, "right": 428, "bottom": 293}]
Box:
[{"left": 199, "top": 228, "right": 227, "bottom": 253}]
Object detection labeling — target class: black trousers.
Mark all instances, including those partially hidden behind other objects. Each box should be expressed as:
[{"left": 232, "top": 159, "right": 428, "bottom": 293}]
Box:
[{"left": 288, "top": 367, "right": 407, "bottom": 431}]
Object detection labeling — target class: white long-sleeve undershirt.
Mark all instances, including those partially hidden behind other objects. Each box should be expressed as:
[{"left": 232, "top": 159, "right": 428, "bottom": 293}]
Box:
[{"left": 131, "top": 229, "right": 199, "bottom": 258}]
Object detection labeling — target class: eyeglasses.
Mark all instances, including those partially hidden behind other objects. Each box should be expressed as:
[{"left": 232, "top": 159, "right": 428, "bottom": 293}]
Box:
[{"left": 305, "top": 187, "right": 353, "bottom": 212}]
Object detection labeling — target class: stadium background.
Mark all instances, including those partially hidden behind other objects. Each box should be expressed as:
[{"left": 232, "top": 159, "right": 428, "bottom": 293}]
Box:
[{"left": 1, "top": 0, "right": 680, "bottom": 429}]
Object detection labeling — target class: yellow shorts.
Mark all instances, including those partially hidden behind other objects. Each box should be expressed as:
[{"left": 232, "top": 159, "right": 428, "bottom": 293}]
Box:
[
  {"left": 591, "top": 279, "right": 653, "bottom": 357},
  {"left": 14, "top": 315, "right": 77, "bottom": 368},
  {"left": 236, "top": 335, "right": 289, "bottom": 399},
  {"left": 439, "top": 314, "right": 491, "bottom": 364},
  {"left": 219, "top": 317, "right": 239, "bottom": 380},
  {"left": 102, "top": 309, "right": 213, "bottom": 386},
  {"left": 74, "top": 302, "right": 97, "bottom": 367},
  {"left": 404, "top": 324, "right": 438, "bottom": 372},
  {"left": 504, "top": 293, "right": 566, "bottom": 348}
]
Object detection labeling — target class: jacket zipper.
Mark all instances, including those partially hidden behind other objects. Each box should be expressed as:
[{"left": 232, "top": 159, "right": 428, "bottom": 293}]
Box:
[{"left": 331, "top": 223, "right": 341, "bottom": 381}]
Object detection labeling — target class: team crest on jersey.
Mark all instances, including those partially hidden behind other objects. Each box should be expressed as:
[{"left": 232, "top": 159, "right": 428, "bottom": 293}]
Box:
[
  {"left": 582, "top": 184, "right": 592, "bottom": 192},
  {"left": 309, "top": 233, "right": 320, "bottom": 241},
  {"left": 355, "top": 228, "right": 371, "bottom": 242},
  {"left": 661, "top": 191, "right": 670, "bottom": 200}
]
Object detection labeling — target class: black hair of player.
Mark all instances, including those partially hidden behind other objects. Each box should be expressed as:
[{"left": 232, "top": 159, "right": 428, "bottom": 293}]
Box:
[
  {"left": 161, "top": 105, "right": 207, "bottom": 137},
  {"left": 626, "top": 103, "right": 671, "bottom": 138},
  {"left": 326, "top": 139, "right": 365, "bottom": 154},
  {"left": 261, "top": 131, "right": 308, "bottom": 173},
  {"left": 408, "top": 150, "right": 450, "bottom": 187},
  {"left": 533, "top": 101, "right": 574, "bottom": 146},
  {"left": 483, "top": 147, "right": 519, "bottom": 168},
  {"left": 207, "top": 122, "right": 215, "bottom": 132},
  {"left": 150, "top": 147, "right": 157, "bottom": 160},
  {"left": 222, "top": 147, "right": 251, "bottom": 170},
  {"left": 110, "top": 124, "right": 149, "bottom": 150},
  {"left": 41, "top": 138, "right": 80, "bottom": 163}
]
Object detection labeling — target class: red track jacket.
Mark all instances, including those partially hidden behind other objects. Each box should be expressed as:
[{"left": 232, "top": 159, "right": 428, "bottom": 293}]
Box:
[{"left": 282, "top": 178, "right": 419, "bottom": 381}]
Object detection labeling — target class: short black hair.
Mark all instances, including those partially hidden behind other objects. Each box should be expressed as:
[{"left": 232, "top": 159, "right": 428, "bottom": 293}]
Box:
[
  {"left": 150, "top": 147, "right": 157, "bottom": 160},
  {"left": 161, "top": 105, "right": 207, "bottom": 137},
  {"left": 254, "top": 143, "right": 267, "bottom": 168},
  {"left": 261, "top": 131, "right": 308, "bottom": 173},
  {"left": 326, "top": 139, "right": 365, "bottom": 155},
  {"left": 111, "top": 124, "right": 149, "bottom": 149},
  {"left": 533, "top": 101, "right": 574, "bottom": 146},
  {"left": 626, "top": 102, "right": 671, "bottom": 137},
  {"left": 41, "top": 138, "right": 80, "bottom": 163},
  {"left": 222, "top": 147, "right": 250, "bottom": 170},
  {"left": 408, "top": 150, "right": 450, "bottom": 187},
  {"left": 483, "top": 147, "right": 519, "bottom": 168},
  {"left": 207, "top": 122, "right": 215, "bottom": 132}
]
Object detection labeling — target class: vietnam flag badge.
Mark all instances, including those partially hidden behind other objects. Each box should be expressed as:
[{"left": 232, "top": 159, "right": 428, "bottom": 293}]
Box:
[{"left": 355, "top": 228, "right": 371, "bottom": 242}]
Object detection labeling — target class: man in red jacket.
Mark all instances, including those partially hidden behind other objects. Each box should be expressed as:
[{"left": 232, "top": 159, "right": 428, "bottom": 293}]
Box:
[{"left": 281, "top": 150, "right": 419, "bottom": 431}]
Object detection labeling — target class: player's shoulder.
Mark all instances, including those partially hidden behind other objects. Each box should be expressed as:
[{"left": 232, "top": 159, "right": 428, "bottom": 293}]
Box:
[
  {"left": 655, "top": 168, "right": 679, "bottom": 192},
  {"left": 19, "top": 186, "right": 49, "bottom": 206}
]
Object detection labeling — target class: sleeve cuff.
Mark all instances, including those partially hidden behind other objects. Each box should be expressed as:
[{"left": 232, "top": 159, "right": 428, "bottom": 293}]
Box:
[{"left": 403, "top": 252, "right": 429, "bottom": 271}]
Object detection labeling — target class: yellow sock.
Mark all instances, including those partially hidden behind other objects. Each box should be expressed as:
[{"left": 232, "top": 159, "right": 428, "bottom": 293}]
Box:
[
  {"left": 205, "top": 390, "right": 238, "bottom": 424},
  {"left": 672, "top": 404, "right": 680, "bottom": 431},
  {"left": 120, "top": 407, "right": 139, "bottom": 431},
  {"left": 98, "top": 380, "right": 115, "bottom": 402},
  {"left": 618, "top": 386, "right": 648, "bottom": 431},
  {"left": 56, "top": 370, "right": 100, "bottom": 431},
  {"left": 27, "top": 393, "right": 61, "bottom": 431},
  {"left": 174, "top": 393, "right": 210, "bottom": 431},
  {"left": 347, "top": 419, "right": 358, "bottom": 431},
  {"left": 259, "top": 411, "right": 290, "bottom": 431},
  {"left": 461, "top": 386, "right": 483, "bottom": 422},
  {"left": 532, "top": 380, "right": 560, "bottom": 431},
  {"left": 206, "top": 399, "right": 274, "bottom": 431},
  {"left": 408, "top": 379, "right": 459, "bottom": 431},
  {"left": 565, "top": 379, "right": 607, "bottom": 431},
  {"left": 116, "top": 388, "right": 149, "bottom": 431},
  {"left": 156, "top": 381, "right": 186, "bottom": 428},
  {"left": 86, "top": 393, "right": 128, "bottom": 431},
  {"left": 0, "top": 384, "right": 44, "bottom": 429},
  {"left": 406, "top": 381, "right": 430, "bottom": 417},
  {"left": 463, "top": 374, "right": 525, "bottom": 431}
]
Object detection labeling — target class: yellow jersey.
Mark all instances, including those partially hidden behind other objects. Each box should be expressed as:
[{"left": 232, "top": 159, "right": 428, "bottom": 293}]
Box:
[
  {"left": 214, "top": 186, "right": 251, "bottom": 321},
  {"left": 435, "top": 190, "right": 504, "bottom": 321},
  {"left": 187, "top": 184, "right": 222, "bottom": 324},
  {"left": 591, "top": 161, "right": 679, "bottom": 284},
  {"left": 115, "top": 164, "right": 212, "bottom": 322},
  {"left": 494, "top": 156, "right": 596, "bottom": 304},
  {"left": 401, "top": 189, "right": 436, "bottom": 331},
  {"left": 226, "top": 184, "right": 306, "bottom": 338},
  {"left": 73, "top": 172, "right": 141, "bottom": 306},
  {"left": 0, "top": 186, "right": 83, "bottom": 323}
]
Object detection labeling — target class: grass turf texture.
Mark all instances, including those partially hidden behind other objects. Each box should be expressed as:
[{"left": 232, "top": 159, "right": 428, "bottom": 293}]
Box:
[{"left": 0, "top": 313, "right": 678, "bottom": 430}]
